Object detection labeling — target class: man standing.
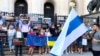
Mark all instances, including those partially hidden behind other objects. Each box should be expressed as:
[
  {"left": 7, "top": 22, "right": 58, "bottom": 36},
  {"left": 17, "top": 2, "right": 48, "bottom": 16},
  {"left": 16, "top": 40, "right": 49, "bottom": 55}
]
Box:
[
  {"left": 0, "top": 25, "right": 5, "bottom": 56},
  {"left": 92, "top": 23, "right": 100, "bottom": 56}
]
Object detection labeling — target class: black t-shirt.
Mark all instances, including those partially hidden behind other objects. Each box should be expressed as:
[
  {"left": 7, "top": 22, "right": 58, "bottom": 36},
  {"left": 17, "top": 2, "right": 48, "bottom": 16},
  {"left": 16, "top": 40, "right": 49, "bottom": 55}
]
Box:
[{"left": 41, "top": 23, "right": 49, "bottom": 29}]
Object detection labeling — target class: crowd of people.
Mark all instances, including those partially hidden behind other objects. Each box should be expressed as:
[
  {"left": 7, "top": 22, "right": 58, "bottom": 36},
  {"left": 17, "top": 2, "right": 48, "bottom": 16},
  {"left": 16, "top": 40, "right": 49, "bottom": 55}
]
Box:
[
  {"left": 0, "top": 14, "right": 62, "bottom": 56},
  {"left": 0, "top": 13, "right": 100, "bottom": 56}
]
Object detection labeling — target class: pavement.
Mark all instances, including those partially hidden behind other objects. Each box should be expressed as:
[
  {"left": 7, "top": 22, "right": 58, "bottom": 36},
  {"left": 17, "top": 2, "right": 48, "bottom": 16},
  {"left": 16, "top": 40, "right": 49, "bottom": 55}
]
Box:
[{"left": 6, "top": 52, "right": 93, "bottom": 56}]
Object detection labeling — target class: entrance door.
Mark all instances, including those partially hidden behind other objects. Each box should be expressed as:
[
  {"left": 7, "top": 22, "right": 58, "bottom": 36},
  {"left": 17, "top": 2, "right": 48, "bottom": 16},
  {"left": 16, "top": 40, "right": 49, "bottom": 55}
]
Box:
[
  {"left": 14, "top": 0, "right": 28, "bottom": 16},
  {"left": 44, "top": 2, "right": 54, "bottom": 23}
]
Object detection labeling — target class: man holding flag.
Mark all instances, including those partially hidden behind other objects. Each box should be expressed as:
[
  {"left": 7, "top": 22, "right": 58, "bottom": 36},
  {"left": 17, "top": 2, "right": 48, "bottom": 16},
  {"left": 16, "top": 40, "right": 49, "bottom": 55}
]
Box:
[{"left": 50, "top": 8, "right": 88, "bottom": 56}]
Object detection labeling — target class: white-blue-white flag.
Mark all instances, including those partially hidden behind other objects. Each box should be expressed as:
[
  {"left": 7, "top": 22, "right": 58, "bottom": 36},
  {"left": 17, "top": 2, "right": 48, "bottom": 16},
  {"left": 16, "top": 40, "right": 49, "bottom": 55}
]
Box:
[{"left": 50, "top": 8, "right": 88, "bottom": 56}]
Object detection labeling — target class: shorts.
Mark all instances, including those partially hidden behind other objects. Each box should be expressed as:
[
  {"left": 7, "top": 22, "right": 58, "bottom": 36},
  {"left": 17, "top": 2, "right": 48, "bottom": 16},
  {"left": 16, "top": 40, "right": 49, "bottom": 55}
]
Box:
[
  {"left": 29, "top": 45, "right": 34, "bottom": 48},
  {"left": 23, "top": 32, "right": 28, "bottom": 38}
]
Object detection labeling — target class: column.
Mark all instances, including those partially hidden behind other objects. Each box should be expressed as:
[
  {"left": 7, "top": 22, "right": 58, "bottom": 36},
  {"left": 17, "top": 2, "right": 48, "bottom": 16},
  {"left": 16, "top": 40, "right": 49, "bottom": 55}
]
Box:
[
  {"left": 8, "top": 0, "right": 15, "bottom": 13},
  {"left": 2, "top": 0, "right": 9, "bottom": 12},
  {"left": 26, "top": 0, "right": 32, "bottom": 14}
]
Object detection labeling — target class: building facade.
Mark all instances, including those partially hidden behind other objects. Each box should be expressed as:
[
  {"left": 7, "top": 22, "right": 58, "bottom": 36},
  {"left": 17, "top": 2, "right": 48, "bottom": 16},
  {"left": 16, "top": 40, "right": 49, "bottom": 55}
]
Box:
[
  {"left": 0, "top": 0, "right": 92, "bottom": 16},
  {"left": 0, "top": 0, "right": 92, "bottom": 23}
]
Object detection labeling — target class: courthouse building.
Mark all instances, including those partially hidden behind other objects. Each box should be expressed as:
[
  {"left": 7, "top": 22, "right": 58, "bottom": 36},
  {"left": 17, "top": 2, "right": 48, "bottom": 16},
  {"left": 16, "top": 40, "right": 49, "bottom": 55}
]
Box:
[{"left": 0, "top": 0, "right": 91, "bottom": 23}]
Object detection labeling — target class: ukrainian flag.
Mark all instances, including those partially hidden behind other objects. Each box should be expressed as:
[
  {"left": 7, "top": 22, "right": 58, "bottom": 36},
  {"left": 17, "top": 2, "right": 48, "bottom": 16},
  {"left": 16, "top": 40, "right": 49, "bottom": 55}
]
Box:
[{"left": 47, "top": 36, "right": 58, "bottom": 47}]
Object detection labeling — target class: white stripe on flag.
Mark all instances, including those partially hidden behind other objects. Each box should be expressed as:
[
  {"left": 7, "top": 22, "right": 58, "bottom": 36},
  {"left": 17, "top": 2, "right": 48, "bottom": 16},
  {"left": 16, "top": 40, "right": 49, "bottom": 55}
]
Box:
[{"left": 50, "top": 8, "right": 88, "bottom": 56}]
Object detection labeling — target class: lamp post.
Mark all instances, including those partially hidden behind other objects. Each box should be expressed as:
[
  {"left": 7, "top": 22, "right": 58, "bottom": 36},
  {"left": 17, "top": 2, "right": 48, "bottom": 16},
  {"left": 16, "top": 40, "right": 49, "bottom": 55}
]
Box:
[{"left": 69, "top": 0, "right": 76, "bottom": 12}]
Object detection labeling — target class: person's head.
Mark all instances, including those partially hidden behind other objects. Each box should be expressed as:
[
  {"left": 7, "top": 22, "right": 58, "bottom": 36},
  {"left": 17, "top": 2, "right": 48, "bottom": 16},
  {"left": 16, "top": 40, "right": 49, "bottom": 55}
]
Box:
[
  {"left": 40, "top": 28, "right": 44, "bottom": 33},
  {"left": 16, "top": 27, "right": 20, "bottom": 31},
  {"left": 43, "top": 19, "right": 46, "bottom": 23},
  {"left": 51, "top": 23, "right": 55, "bottom": 28},
  {"left": 30, "top": 28, "right": 33, "bottom": 32},
  {"left": 9, "top": 25, "right": 14, "bottom": 30},
  {"left": 93, "top": 23, "right": 100, "bottom": 31},
  {"left": 2, "top": 24, "right": 6, "bottom": 27},
  {"left": 46, "top": 28, "right": 49, "bottom": 32}
]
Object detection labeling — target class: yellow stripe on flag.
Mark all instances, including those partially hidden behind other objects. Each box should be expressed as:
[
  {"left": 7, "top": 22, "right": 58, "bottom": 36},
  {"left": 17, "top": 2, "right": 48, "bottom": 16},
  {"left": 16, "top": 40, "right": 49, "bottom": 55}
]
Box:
[{"left": 47, "top": 41, "right": 56, "bottom": 47}]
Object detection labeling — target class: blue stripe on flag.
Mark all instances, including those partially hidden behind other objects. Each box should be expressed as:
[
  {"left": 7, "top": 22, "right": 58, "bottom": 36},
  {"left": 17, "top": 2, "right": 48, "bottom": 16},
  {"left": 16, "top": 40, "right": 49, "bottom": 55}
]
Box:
[
  {"left": 48, "top": 36, "right": 58, "bottom": 41},
  {"left": 66, "top": 16, "right": 83, "bottom": 36}
]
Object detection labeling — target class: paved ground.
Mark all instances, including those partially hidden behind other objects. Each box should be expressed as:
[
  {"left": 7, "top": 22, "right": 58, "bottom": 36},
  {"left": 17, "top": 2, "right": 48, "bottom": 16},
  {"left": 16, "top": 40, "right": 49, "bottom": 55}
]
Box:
[{"left": 6, "top": 52, "right": 93, "bottom": 56}]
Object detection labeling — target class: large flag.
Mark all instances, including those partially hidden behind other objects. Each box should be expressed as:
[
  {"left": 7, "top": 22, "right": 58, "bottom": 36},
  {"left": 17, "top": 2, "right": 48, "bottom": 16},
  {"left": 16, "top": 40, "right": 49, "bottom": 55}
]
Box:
[{"left": 50, "top": 8, "right": 88, "bottom": 56}]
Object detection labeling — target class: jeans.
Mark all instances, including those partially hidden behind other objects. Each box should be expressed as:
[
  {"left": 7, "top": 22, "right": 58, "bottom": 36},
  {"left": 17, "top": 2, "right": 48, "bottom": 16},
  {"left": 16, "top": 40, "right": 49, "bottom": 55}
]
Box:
[
  {"left": 8, "top": 36, "right": 14, "bottom": 50},
  {"left": 92, "top": 50, "right": 100, "bottom": 56},
  {"left": 15, "top": 45, "right": 22, "bottom": 56},
  {"left": 0, "top": 41, "right": 4, "bottom": 56}
]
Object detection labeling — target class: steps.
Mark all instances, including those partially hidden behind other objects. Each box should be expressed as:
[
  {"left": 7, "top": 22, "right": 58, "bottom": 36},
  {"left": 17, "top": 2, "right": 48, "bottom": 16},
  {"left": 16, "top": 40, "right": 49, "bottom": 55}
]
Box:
[
  {"left": 3, "top": 39, "right": 48, "bottom": 55},
  {"left": 4, "top": 45, "right": 43, "bottom": 55}
]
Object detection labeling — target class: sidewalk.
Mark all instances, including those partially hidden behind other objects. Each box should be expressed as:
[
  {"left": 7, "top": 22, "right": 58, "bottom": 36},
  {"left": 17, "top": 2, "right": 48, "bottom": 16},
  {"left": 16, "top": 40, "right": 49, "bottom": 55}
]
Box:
[{"left": 6, "top": 52, "right": 93, "bottom": 56}]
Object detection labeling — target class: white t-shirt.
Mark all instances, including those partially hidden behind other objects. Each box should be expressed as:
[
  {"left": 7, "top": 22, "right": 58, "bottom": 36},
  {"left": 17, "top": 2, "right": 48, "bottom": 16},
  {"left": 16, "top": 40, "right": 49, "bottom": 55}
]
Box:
[
  {"left": 16, "top": 31, "right": 22, "bottom": 38},
  {"left": 45, "top": 32, "right": 51, "bottom": 37},
  {"left": 2, "top": 27, "right": 7, "bottom": 31},
  {"left": 8, "top": 29, "right": 16, "bottom": 37}
]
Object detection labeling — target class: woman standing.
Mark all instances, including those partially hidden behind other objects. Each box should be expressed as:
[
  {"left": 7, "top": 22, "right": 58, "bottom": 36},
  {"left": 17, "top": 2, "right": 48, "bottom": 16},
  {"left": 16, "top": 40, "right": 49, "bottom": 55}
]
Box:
[
  {"left": 15, "top": 27, "right": 23, "bottom": 56},
  {"left": 45, "top": 28, "right": 51, "bottom": 53},
  {"left": 27, "top": 29, "right": 35, "bottom": 56},
  {"left": 38, "top": 28, "right": 46, "bottom": 56},
  {"left": 8, "top": 25, "right": 16, "bottom": 52}
]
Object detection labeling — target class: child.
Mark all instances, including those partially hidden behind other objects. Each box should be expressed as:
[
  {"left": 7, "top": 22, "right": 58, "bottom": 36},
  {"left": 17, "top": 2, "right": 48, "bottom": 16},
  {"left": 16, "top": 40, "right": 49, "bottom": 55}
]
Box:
[
  {"left": 38, "top": 28, "right": 45, "bottom": 55},
  {"left": 45, "top": 28, "right": 51, "bottom": 53},
  {"left": 27, "top": 29, "right": 35, "bottom": 56}
]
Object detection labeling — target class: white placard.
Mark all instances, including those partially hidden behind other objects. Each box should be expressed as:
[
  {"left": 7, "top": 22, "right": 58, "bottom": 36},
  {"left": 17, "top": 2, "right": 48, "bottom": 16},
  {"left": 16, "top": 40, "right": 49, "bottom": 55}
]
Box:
[
  {"left": 82, "top": 39, "right": 87, "bottom": 45},
  {"left": 30, "top": 17, "right": 38, "bottom": 21},
  {"left": 44, "top": 18, "right": 51, "bottom": 25}
]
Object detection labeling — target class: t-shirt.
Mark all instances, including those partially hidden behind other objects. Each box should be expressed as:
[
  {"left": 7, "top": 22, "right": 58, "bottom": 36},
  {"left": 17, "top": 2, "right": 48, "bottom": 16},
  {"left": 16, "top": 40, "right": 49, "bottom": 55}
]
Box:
[
  {"left": 8, "top": 29, "right": 16, "bottom": 37},
  {"left": 16, "top": 31, "right": 22, "bottom": 38},
  {"left": 21, "top": 24, "right": 30, "bottom": 32},
  {"left": 92, "top": 30, "right": 100, "bottom": 51}
]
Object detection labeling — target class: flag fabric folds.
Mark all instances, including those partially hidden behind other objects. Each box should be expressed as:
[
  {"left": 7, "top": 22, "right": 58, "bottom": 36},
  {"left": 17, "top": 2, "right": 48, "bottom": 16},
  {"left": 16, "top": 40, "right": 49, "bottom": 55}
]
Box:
[
  {"left": 50, "top": 8, "right": 88, "bottom": 56},
  {"left": 26, "top": 34, "right": 47, "bottom": 46},
  {"left": 26, "top": 34, "right": 58, "bottom": 47}
]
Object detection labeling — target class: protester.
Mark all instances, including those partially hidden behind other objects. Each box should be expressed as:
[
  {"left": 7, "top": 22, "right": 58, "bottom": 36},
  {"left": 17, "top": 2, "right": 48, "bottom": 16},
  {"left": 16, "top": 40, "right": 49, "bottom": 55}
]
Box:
[
  {"left": 15, "top": 27, "right": 23, "bottom": 56},
  {"left": 0, "top": 25, "right": 5, "bottom": 56},
  {"left": 92, "top": 23, "right": 100, "bottom": 56},
  {"left": 77, "top": 36, "right": 83, "bottom": 54},
  {"left": 27, "top": 29, "right": 36, "bottom": 56},
  {"left": 7, "top": 25, "right": 16, "bottom": 52},
  {"left": 45, "top": 28, "right": 51, "bottom": 53},
  {"left": 19, "top": 16, "right": 30, "bottom": 38},
  {"left": 2, "top": 23, "right": 7, "bottom": 31},
  {"left": 38, "top": 28, "right": 45, "bottom": 55}
]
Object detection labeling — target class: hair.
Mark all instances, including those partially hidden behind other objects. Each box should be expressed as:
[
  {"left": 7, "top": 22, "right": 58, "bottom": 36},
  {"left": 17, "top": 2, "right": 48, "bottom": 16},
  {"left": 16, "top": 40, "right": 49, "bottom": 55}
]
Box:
[{"left": 93, "top": 23, "right": 100, "bottom": 27}]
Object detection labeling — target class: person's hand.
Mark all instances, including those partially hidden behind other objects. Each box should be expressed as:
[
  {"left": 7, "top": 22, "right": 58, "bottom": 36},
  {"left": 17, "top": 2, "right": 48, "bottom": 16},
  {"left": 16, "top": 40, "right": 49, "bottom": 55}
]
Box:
[{"left": 93, "top": 39, "right": 99, "bottom": 43}]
